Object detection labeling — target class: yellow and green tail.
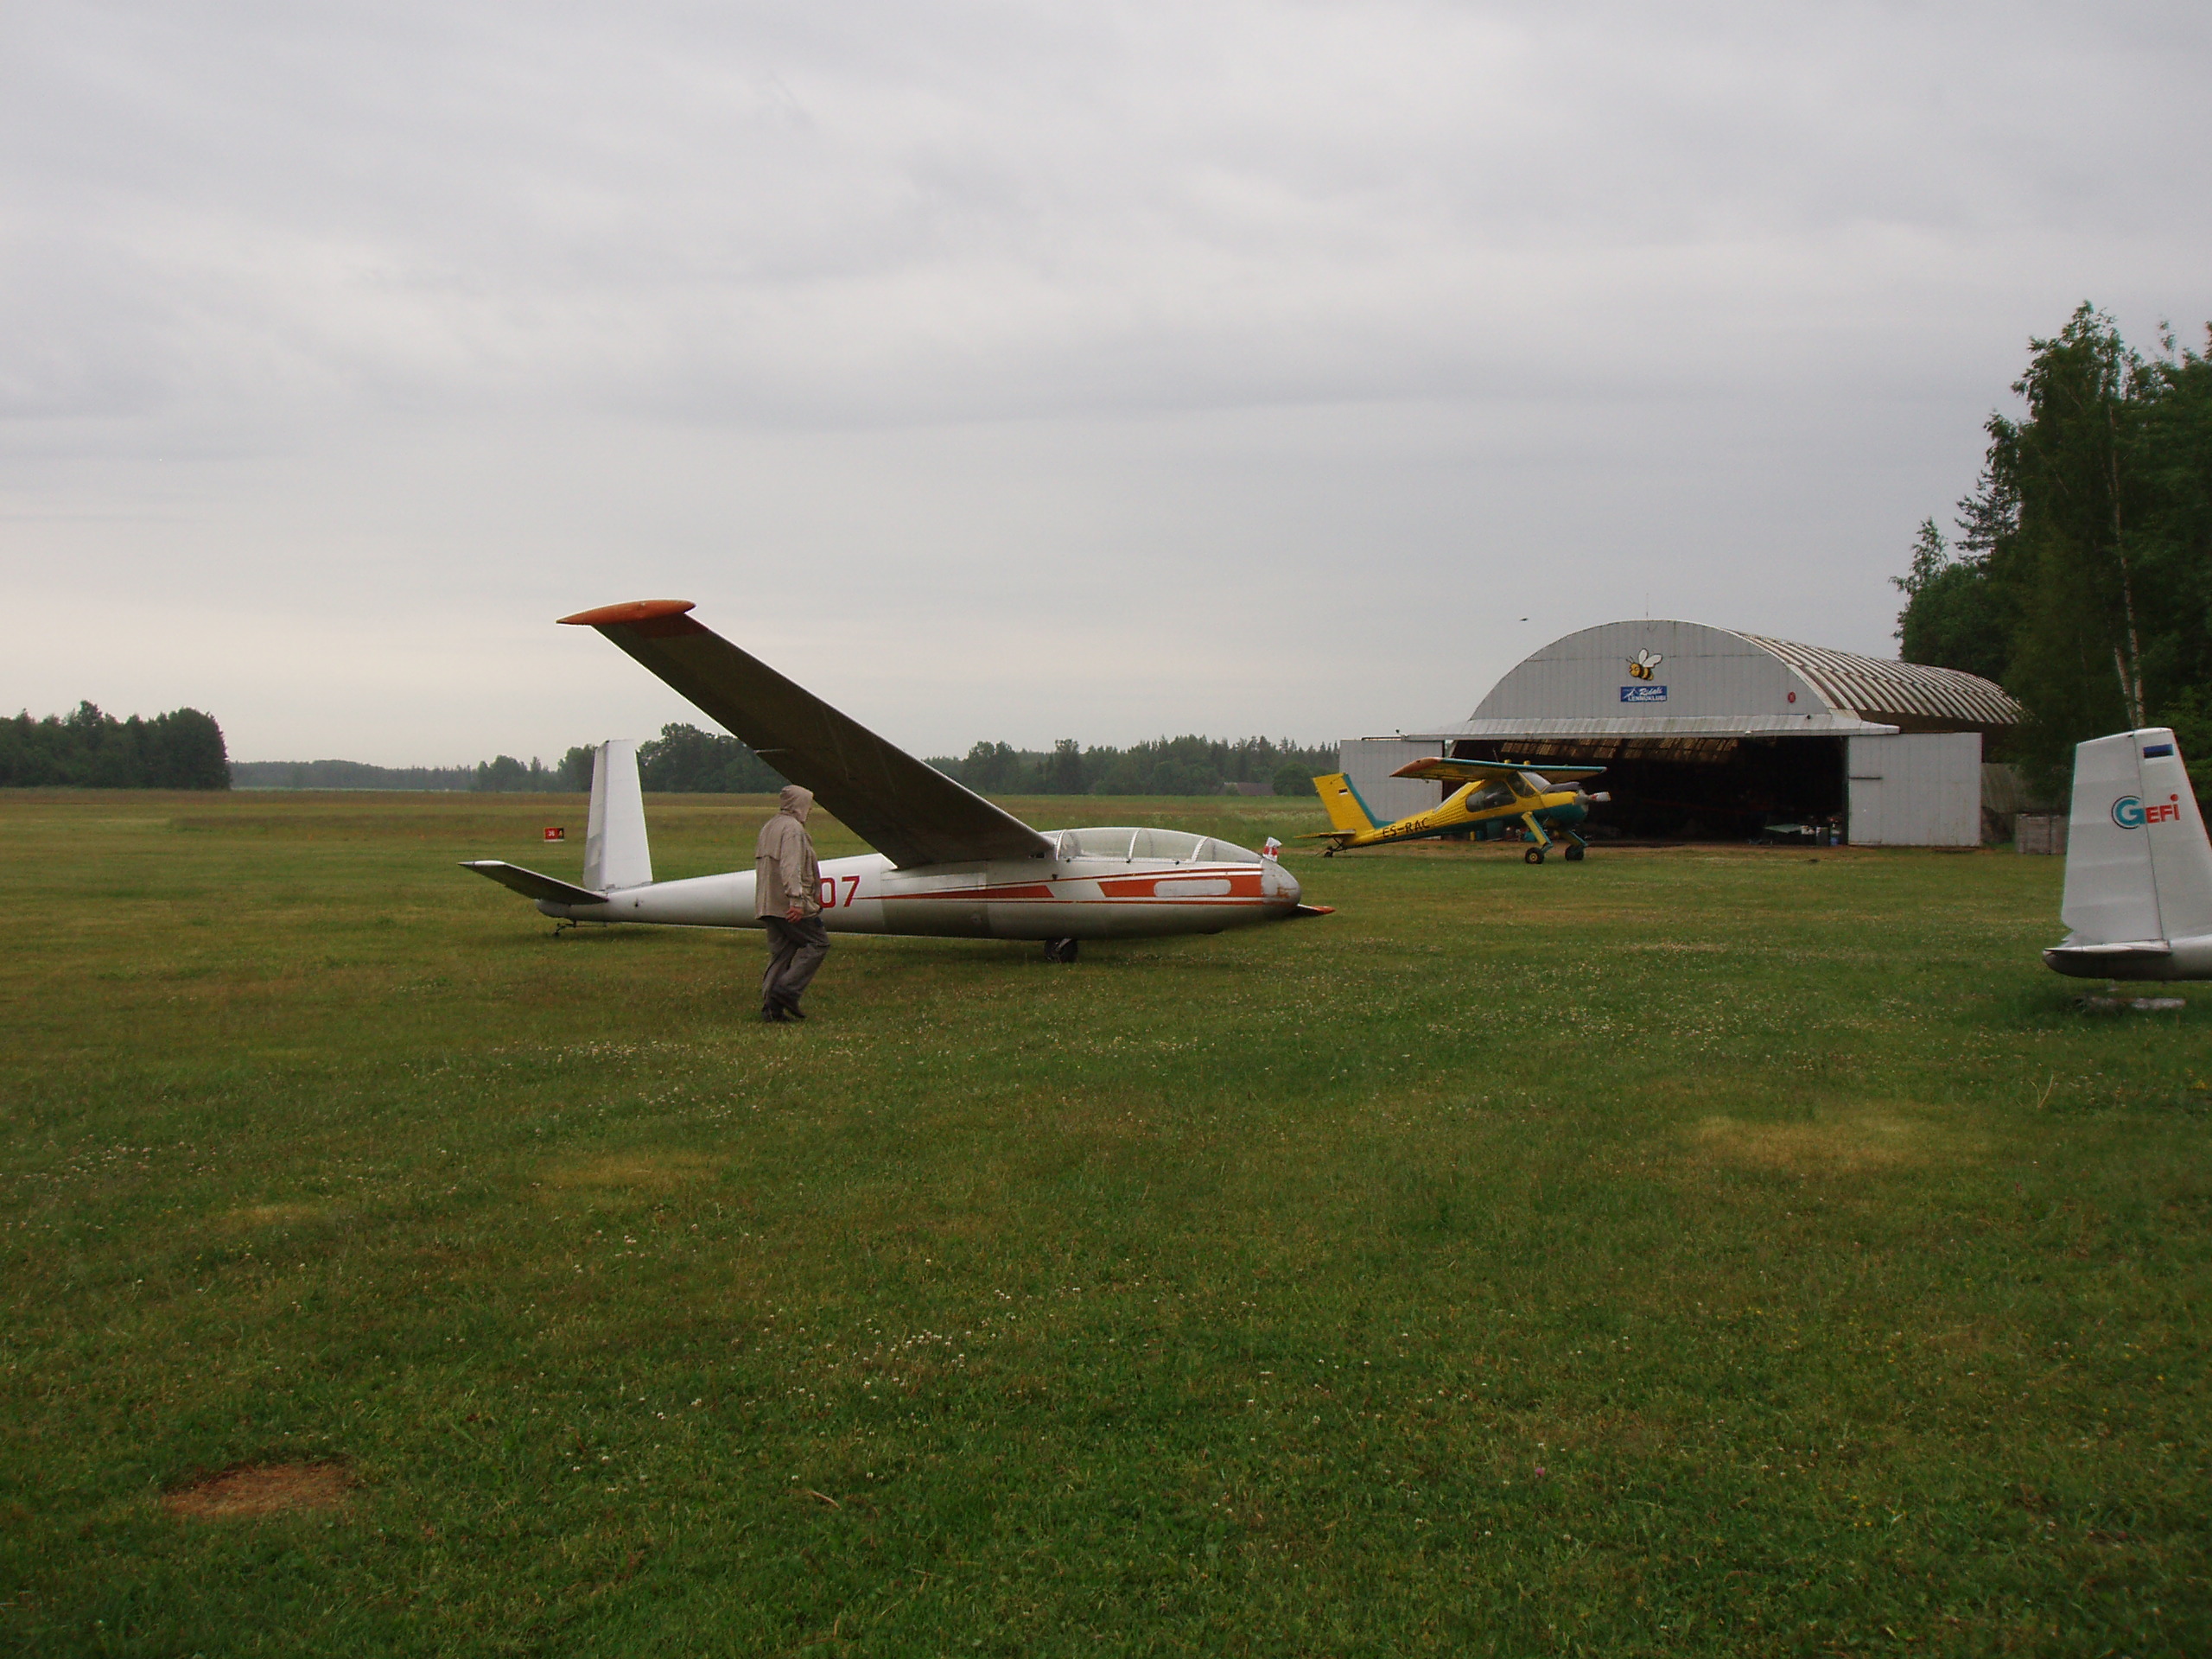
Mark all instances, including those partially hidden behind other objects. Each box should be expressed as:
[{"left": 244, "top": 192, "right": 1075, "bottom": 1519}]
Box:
[{"left": 1310, "top": 772, "right": 1377, "bottom": 838}]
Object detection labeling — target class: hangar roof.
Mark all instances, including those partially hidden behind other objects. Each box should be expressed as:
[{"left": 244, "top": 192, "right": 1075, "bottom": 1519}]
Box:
[
  {"left": 1731, "top": 633, "right": 2020, "bottom": 731},
  {"left": 1391, "top": 620, "right": 2020, "bottom": 741}
]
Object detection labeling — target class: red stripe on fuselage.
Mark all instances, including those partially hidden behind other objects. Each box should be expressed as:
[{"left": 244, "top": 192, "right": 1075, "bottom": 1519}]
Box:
[
  {"left": 885, "top": 896, "right": 1271, "bottom": 908},
  {"left": 1098, "top": 873, "right": 1266, "bottom": 899},
  {"left": 892, "top": 883, "right": 1057, "bottom": 901},
  {"left": 884, "top": 866, "right": 1263, "bottom": 904}
]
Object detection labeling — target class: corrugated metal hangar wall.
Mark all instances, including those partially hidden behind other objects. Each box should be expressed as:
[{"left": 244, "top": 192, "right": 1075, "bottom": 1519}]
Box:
[
  {"left": 1336, "top": 739, "right": 1445, "bottom": 827},
  {"left": 1343, "top": 620, "right": 2018, "bottom": 848},
  {"left": 1845, "top": 734, "right": 1983, "bottom": 847}
]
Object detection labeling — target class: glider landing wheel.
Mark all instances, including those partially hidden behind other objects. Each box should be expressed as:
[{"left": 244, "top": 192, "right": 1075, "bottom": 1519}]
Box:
[
  {"left": 1524, "top": 847, "right": 1546, "bottom": 865},
  {"left": 1563, "top": 843, "right": 1585, "bottom": 862},
  {"left": 1044, "top": 938, "right": 1080, "bottom": 963}
]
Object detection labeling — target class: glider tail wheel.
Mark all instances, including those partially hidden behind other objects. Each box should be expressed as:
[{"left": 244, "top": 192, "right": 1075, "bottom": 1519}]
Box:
[
  {"left": 1045, "top": 938, "right": 1080, "bottom": 963},
  {"left": 1524, "top": 847, "right": 1545, "bottom": 865}
]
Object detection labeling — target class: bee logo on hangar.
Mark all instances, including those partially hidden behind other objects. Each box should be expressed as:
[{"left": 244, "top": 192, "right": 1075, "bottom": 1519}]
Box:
[{"left": 1627, "top": 649, "right": 1663, "bottom": 681}]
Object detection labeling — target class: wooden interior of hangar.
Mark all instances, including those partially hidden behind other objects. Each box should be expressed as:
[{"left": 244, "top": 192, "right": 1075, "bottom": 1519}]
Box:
[{"left": 1450, "top": 735, "right": 1847, "bottom": 840}]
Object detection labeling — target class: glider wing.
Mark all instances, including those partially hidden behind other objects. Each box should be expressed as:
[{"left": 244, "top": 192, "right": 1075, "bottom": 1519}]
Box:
[{"left": 559, "top": 601, "right": 1054, "bottom": 868}]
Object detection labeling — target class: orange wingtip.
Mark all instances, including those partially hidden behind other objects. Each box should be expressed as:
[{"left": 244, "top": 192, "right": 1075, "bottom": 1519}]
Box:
[{"left": 557, "top": 599, "right": 696, "bottom": 626}]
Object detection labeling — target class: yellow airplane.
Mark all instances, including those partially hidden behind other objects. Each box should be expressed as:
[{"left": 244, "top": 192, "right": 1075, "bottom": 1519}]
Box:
[{"left": 1304, "top": 758, "right": 1610, "bottom": 863}]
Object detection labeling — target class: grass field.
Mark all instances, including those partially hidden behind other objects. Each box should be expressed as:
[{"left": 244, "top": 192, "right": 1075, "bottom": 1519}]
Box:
[{"left": 2, "top": 788, "right": 2207, "bottom": 1656}]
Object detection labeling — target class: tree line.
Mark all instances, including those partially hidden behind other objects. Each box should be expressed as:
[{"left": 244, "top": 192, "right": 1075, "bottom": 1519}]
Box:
[
  {"left": 924, "top": 734, "right": 1337, "bottom": 796},
  {"left": 1896, "top": 304, "right": 2211, "bottom": 790},
  {"left": 231, "top": 725, "right": 1336, "bottom": 797},
  {"left": 1, "top": 703, "right": 230, "bottom": 789},
  {"left": 592, "top": 725, "right": 1336, "bottom": 796}
]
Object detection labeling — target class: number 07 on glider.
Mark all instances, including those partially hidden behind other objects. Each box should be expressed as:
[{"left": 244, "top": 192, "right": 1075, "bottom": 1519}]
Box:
[{"left": 461, "top": 601, "right": 1330, "bottom": 961}]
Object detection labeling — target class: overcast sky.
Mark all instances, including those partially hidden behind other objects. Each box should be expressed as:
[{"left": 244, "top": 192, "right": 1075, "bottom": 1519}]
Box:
[{"left": 5, "top": 2, "right": 2206, "bottom": 765}]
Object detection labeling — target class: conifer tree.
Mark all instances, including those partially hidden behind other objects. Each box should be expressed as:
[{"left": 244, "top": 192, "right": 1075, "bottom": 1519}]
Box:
[{"left": 1897, "top": 306, "right": 2212, "bottom": 788}]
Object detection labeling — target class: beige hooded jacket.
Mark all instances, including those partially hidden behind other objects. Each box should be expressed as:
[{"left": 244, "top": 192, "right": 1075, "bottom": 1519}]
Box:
[{"left": 754, "top": 785, "right": 821, "bottom": 918}]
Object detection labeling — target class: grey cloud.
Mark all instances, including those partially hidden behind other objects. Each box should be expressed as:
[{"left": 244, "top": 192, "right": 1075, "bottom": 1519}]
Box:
[
  {"left": 2, "top": 1, "right": 2206, "bottom": 758},
  {"left": 12, "top": 1, "right": 2202, "bottom": 425}
]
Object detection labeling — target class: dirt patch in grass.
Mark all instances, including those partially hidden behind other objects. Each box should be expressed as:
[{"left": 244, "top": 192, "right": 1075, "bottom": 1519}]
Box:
[
  {"left": 1687, "top": 1109, "right": 1981, "bottom": 1175},
  {"left": 543, "top": 1151, "right": 726, "bottom": 1192},
  {"left": 162, "top": 1461, "right": 352, "bottom": 1519}
]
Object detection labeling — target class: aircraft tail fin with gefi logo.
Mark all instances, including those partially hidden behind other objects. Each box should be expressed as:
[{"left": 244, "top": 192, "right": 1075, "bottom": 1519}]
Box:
[
  {"left": 2045, "top": 728, "right": 2212, "bottom": 980},
  {"left": 583, "top": 739, "right": 654, "bottom": 893}
]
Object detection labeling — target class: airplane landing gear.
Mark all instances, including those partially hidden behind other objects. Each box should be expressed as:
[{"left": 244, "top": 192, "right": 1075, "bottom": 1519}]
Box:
[
  {"left": 1524, "top": 847, "right": 1546, "bottom": 865},
  {"left": 1044, "top": 938, "right": 1080, "bottom": 963},
  {"left": 1563, "top": 843, "right": 1586, "bottom": 862}
]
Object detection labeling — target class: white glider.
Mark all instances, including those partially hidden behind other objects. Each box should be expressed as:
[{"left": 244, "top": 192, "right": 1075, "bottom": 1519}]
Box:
[
  {"left": 463, "top": 600, "right": 1329, "bottom": 961},
  {"left": 2044, "top": 727, "right": 2212, "bottom": 981}
]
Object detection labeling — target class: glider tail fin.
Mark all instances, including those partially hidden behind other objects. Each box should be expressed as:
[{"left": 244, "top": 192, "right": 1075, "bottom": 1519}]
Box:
[
  {"left": 583, "top": 739, "right": 653, "bottom": 892},
  {"left": 2046, "top": 728, "right": 2212, "bottom": 978},
  {"left": 1313, "top": 772, "right": 1377, "bottom": 836}
]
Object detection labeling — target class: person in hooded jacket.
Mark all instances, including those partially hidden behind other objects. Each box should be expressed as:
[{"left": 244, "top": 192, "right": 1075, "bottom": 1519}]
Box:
[{"left": 754, "top": 785, "right": 829, "bottom": 1021}]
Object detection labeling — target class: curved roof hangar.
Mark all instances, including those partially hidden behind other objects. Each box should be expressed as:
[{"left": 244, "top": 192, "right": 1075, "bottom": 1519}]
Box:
[{"left": 1429, "top": 620, "right": 2019, "bottom": 741}]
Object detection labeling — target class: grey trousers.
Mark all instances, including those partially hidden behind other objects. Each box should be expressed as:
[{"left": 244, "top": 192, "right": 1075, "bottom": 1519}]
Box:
[{"left": 760, "top": 915, "right": 830, "bottom": 1011}]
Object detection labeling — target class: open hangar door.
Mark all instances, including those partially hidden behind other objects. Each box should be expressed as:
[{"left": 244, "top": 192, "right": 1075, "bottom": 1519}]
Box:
[
  {"left": 1441, "top": 732, "right": 1986, "bottom": 845},
  {"left": 1446, "top": 734, "right": 1847, "bottom": 841},
  {"left": 1376, "top": 620, "right": 2017, "bottom": 848}
]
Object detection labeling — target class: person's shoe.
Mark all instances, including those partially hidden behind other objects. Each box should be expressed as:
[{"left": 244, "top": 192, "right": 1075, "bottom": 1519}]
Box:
[
  {"left": 779, "top": 1000, "right": 807, "bottom": 1020},
  {"left": 760, "top": 1006, "right": 788, "bottom": 1023}
]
